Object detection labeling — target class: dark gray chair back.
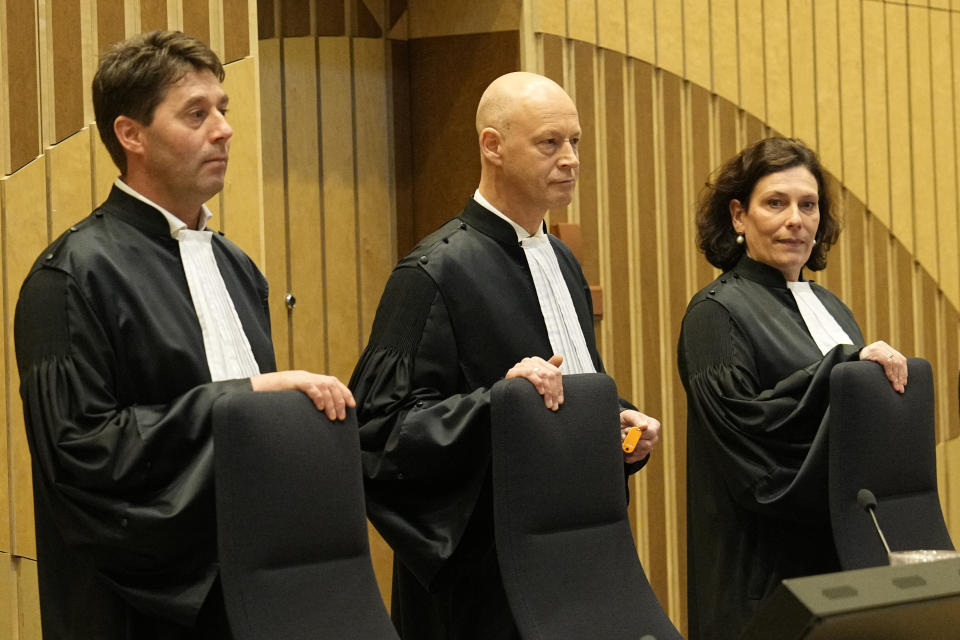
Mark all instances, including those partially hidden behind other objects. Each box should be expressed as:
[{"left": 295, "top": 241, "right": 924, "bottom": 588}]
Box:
[
  {"left": 213, "top": 390, "right": 398, "bottom": 640},
  {"left": 491, "top": 373, "right": 682, "bottom": 640},
  {"left": 828, "top": 358, "right": 954, "bottom": 570}
]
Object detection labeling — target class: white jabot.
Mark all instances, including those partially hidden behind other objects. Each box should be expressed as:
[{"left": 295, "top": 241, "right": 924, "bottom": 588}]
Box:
[
  {"left": 473, "top": 190, "right": 596, "bottom": 374},
  {"left": 114, "top": 179, "right": 261, "bottom": 381},
  {"left": 786, "top": 280, "right": 853, "bottom": 355}
]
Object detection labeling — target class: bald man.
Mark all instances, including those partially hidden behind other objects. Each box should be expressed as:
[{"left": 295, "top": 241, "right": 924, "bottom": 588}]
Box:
[{"left": 350, "top": 72, "right": 661, "bottom": 639}]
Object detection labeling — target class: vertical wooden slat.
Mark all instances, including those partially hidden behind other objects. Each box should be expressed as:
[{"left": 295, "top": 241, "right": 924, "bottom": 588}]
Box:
[
  {"left": 626, "top": 0, "right": 655, "bottom": 64},
  {"left": 531, "top": 0, "right": 566, "bottom": 37},
  {"left": 0, "top": 181, "right": 9, "bottom": 555},
  {"left": 656, "top": 0, "right": 683, "bottom": 77},
  {"left": 281, "top": 0, "right": 311, "bottom": 37},
  {"left": 814, "top": 0, "right": 841, "bottom": 174},
  {"left": 710, "top": 0, "right": 738, "bottom": 104},
  {"left": 886, "top": 3, "right": 914, "bottom": 246},
  {"left": 633, "top": 58, "right": 667, "bottom": 617},
  {"left": 737, "top": 0, "right": 765, "bottom": 120},
  {"left": 763, "top": 0, "right": 792, "bottom": 136},
  {"left": 862, "top": 0, "right": 891, "bottom": 226},
  {"left": 838, "top": 0, "right": 866, "bottom": 201},
  {"left": 789, "top": 0, "right": 816, "bottom": 146},
  {"left": 908, "top": 5, "right": 938, "bottom": 278},
  {"left": 949, "top": 438, "right": 960, "bottom": 544},
  {"left": 15, "top": 558, "right": 40, "bottom": 638},
  {"left": 542, "top": 33, "right": 564, "bottom": 87},
  {"left": 316, "top": 0, "right": 345, "bottom": 36},
  {"left": 140, "top": 0, "right": 168, "bottom": 32},
  {"left": 220, "top": 58, "right": 262, "bottom": 264},
  {"left": 183, "top": 1, "right": 211, "bottom": 44},
  {"left": 567, "top": 0, "right": 597, "bottom": 45},
  {"left": 49, "top": 0, "right": 84, "bottom": 144},
  {"left": 683, "top": 0, "right": 710, "bottom": 90},
  {"left": 3, "top": 158, "right": 49, "bottom": 561},
  {"left": 317, "top": 37, "right": 359, "bottom": 381},
  {"left": 283, "top": 37, "right": 325, "bottom": 372},
  {"left": 945, "top": 306, "right": 960, "bottom": 441},
  {"left": 573, "top": 40, "right": 599, "bottom": 283},
  {"left": 5, "top": 0, "right": 40, "bottom": 174},
  {"left": 258, "top": 38, "right": 291, "bottom": 370},
  {"left": 354, "top": 38, "right": 394, "bottom": 352},
  {"left": 391, "top": 39, "right": 414, "bottom": 255},
  {"left": 257, "top": 0, "right": 276, "bottom": 40},
  {"left": 932, "top": 12, "right": 959, "bottom": 308},
  {"left": 0, "top": 554, "right": 12, "bottom": 638},
  {"left": 894, "top": 242, "right": 917, "bottom": 354},
  {"left": 96, "top": 0, "right": 125, "bottom": 53},
  {"left": 842, "top": 191, "right": 868, "bottom": 328},
  {"left": 919, "top": 272, "right": 940, "bottom": 441},
  {"left": 596, "top": 0, "right": 626, "bottom": 54},
  {"left": 47, "top": 129, "right": 92, "bottom": 241},
  {"left": 869, "top": 216, "right": 892, "bottom": 343},
  {"left": 661, "top": 70, "right": 686, "bottom": 620}
]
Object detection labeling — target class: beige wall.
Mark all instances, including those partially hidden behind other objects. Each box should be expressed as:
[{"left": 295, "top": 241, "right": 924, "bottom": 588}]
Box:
[{"left": 4, "top": 0, "right": 960, "bottom": 637}]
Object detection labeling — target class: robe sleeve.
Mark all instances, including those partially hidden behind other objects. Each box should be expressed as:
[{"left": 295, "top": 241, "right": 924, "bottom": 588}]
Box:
[
  {"left": 679, "top": 297, "right": 861, "bottom": 521},
  {"left": 15, "top": 267, "right": 252, "bottom": 576},
  {"left": 349, "top": 265, "right": 494, "bottom": 586}
]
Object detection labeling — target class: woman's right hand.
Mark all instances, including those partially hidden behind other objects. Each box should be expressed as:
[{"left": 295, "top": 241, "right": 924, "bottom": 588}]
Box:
[{"left": 859, "top": 341, "right": 907, "bottom": 393}]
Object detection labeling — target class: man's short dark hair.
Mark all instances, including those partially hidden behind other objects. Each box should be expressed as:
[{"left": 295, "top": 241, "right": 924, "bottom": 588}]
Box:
[
  {"left": 92, "top": 30, "right": 225, "bottom": 174},
  {"left": 695, "top": 137, "right": 840, "bottom": 272}
]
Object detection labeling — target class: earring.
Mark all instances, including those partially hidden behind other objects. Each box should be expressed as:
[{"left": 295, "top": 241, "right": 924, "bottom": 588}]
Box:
[
  {"left": 736, "top": 234, "right": 744, "bottom": 245},
  {"left": 812, "top": 238, "right": 817, "bottom": 246}
]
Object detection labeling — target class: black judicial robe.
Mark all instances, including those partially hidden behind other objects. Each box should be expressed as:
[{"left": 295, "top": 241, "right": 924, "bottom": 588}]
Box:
[
  {"left": 677, "top": 255, "right": 865, "bottom": 640},
  {"left": 350, "top": 198, "right": 644, "bottom": 639},
  {"left": 14, "top": 187, "right": 277, "bottom": 639}
]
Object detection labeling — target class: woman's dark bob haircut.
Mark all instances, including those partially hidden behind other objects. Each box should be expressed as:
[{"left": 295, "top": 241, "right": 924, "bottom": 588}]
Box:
[{"left": 695, "top": 137, "right": 839, "bottom": 272}]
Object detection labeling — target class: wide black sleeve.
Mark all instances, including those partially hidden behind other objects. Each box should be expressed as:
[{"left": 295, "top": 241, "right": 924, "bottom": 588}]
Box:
[
  {"left": 349, "top": 266, "right": 493, "bottom": 587},
  {"left": 15, "top": 267, "right": 252, "bottom": 573},
  {"left": 679, "top": 298, "right": 861, "bottom": 520}
]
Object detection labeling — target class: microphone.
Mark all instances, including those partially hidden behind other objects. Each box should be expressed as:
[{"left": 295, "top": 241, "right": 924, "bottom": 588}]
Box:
[{"left": 857, "top": 488, "right": 892, "bottom": 558}]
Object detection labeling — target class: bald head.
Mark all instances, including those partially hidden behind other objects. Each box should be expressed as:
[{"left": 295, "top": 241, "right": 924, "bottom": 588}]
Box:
[
  {"left": 476, "top": 72, "right": 575, "bottom": 135},
  {"left": 475, "top": 72, "right": 581, "bottom": 234}
]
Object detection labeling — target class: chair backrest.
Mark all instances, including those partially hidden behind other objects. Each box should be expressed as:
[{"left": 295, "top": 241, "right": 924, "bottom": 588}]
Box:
[
  {"left": 491, "top": 373, "right": 682, "bottom": 640},
  {"left": 213, "top": 390, "right": 398, "bottom": 640},
  {"left": 828, "top": 358, "right": 954, "bottom": 570}
]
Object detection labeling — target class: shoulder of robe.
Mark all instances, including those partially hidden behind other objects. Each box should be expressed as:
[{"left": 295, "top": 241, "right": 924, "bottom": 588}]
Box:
[
  {"left": 27, "top": 210, "right": 107, "bottom": 275},
  {"left": 397, "top": 216, "right": 477, "bottom": 274}
]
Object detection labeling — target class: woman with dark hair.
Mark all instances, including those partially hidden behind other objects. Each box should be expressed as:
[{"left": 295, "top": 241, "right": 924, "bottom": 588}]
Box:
[{"left": 677, "top": 138, "right": 908, "bottom": 639}]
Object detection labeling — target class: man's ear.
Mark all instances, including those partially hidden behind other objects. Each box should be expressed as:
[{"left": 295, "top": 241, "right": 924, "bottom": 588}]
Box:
[
  {"left": 114, "top": 115, "right": 144, "bottom": 157},
  {"left": 729, "top": 199, "right": 745, "bottom": 234},
  {"left": 479, "top": 127, "right": 504, "bottom": 166}
]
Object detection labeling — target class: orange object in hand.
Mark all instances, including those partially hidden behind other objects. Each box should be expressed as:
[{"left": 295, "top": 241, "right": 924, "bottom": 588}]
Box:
[{"left": 622, "top": 426, "right": 645, "bottom": 453}]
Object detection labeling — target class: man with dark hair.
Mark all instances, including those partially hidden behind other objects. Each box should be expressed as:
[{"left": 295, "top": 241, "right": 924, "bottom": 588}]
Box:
[
  {"left": 14, "top": 30, "right": 353, "bottom": 639},
  {"left": 350, "top": 72, "right": 662, "bottom": 639}
]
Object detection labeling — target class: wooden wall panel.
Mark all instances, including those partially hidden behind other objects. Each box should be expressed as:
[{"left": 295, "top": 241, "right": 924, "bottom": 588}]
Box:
[
  {"left": 220, "top": 58, "right": 262, "bottom": 264},
  {"left": 15, "top": 559, "right": 39, "bottom": 639},
  {"left": 49, "top": 0, "right": 85, "bottom": 144},
  {"left": 281, "top": 0, "right": 310, "bottom": 37},
  {"left": 631, "top": 58, "right": 668, "bottom": 611},
  {"left": 183, "top": 1, "right": 211, "bottom": 43},
  {"left": 47, "top": 130, "right": 93, "bottom": 238},
  {"left": 949, "top": 438, "right": 960, "bottom": 542},
  {"left": 789, "top": 0, "right": 816, "bottom": 146},
  {"left": 946, "top": 306, "right": 960, "bottom": 441},
  {"left": 656, "top": 0, "right": 683, "bottom": 77},
  {"left": 140, "top": 0, "right": 167, "bottom": 32},
  {"left": 862, "top": 1, "right": 891, "bottom": 225},
  {"left": 886, "top": 4, "right": 914, "bottom": 245},
  {"left": 0, "top": 554, "right": 12, "bottom": 638},
  {"left": 596, "top": 0, "right": 626, "bottom": 54},
  {"left": 354, "top": 38, "right": 395, "bottom": 349},
  {"left": 838, "top": 0, "right": 866, "bottom": 200},
  {"left": 408, "top": 0, "right": 522, "bottom": 39},
  {"left": 318, "top": 37, "right": 360, "bottom": 381},
  {"left": 842, "top": 192, "right": 868, "bottom": 328},
  {"left": 908, "top": 5, "right": 938, "bottom": 278},
  {"left": 566, "top": 0, "right": 597, "bottom": 44},
  {"left": 283, "top": 37, "right": 326, "bottom": 372},
  {"left": 869, "top": 216, "right": 892, "bottom": 343},
  {"left": 531, "top": 0, "right": 565, "bottom": 37},
  {"left": 3, "top": 158, "right": 49, "bottom": 561},
  {"left": 683, "top": 0, "right": 710, "bottom": 90},
  {"left": 736, "top": 0, "right": 764, "bottom": 120},
  {"left": 763, "top": 0, "right": 792, "bottom": 136},
  {"left": 814, "top": 0, "right": 841, "bottom": 174},
  {"left": 223, "top": 0, "right": 250, "bottom": 61},
  {"left": 257, "top": 38, "right": 291, "bottom": 370},
  {"left": 5, "top": 0, "right": 40, "bottom": 173},
  {"left": 626, "top": 0, "right": 655, "bottom": 65},
  {"left": 710, "top": 0, "right": 738, "bottom": 103},
  {"left": 931, "top": 14, "right": 959, "bottom": 308},
  {"left": 895, "top": 242, "right": 917, "bottom": 355},
  {"left": 573, "top": 41, "right": 599, "bottom": 284}
]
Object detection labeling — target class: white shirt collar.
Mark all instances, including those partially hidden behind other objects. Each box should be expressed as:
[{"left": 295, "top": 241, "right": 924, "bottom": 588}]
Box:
[
  {"left": 114, "top": 178, "right": 213, "bottom": 237},
  {"left": 473, "top": 189, "right": 546, "bottom": 242}
]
